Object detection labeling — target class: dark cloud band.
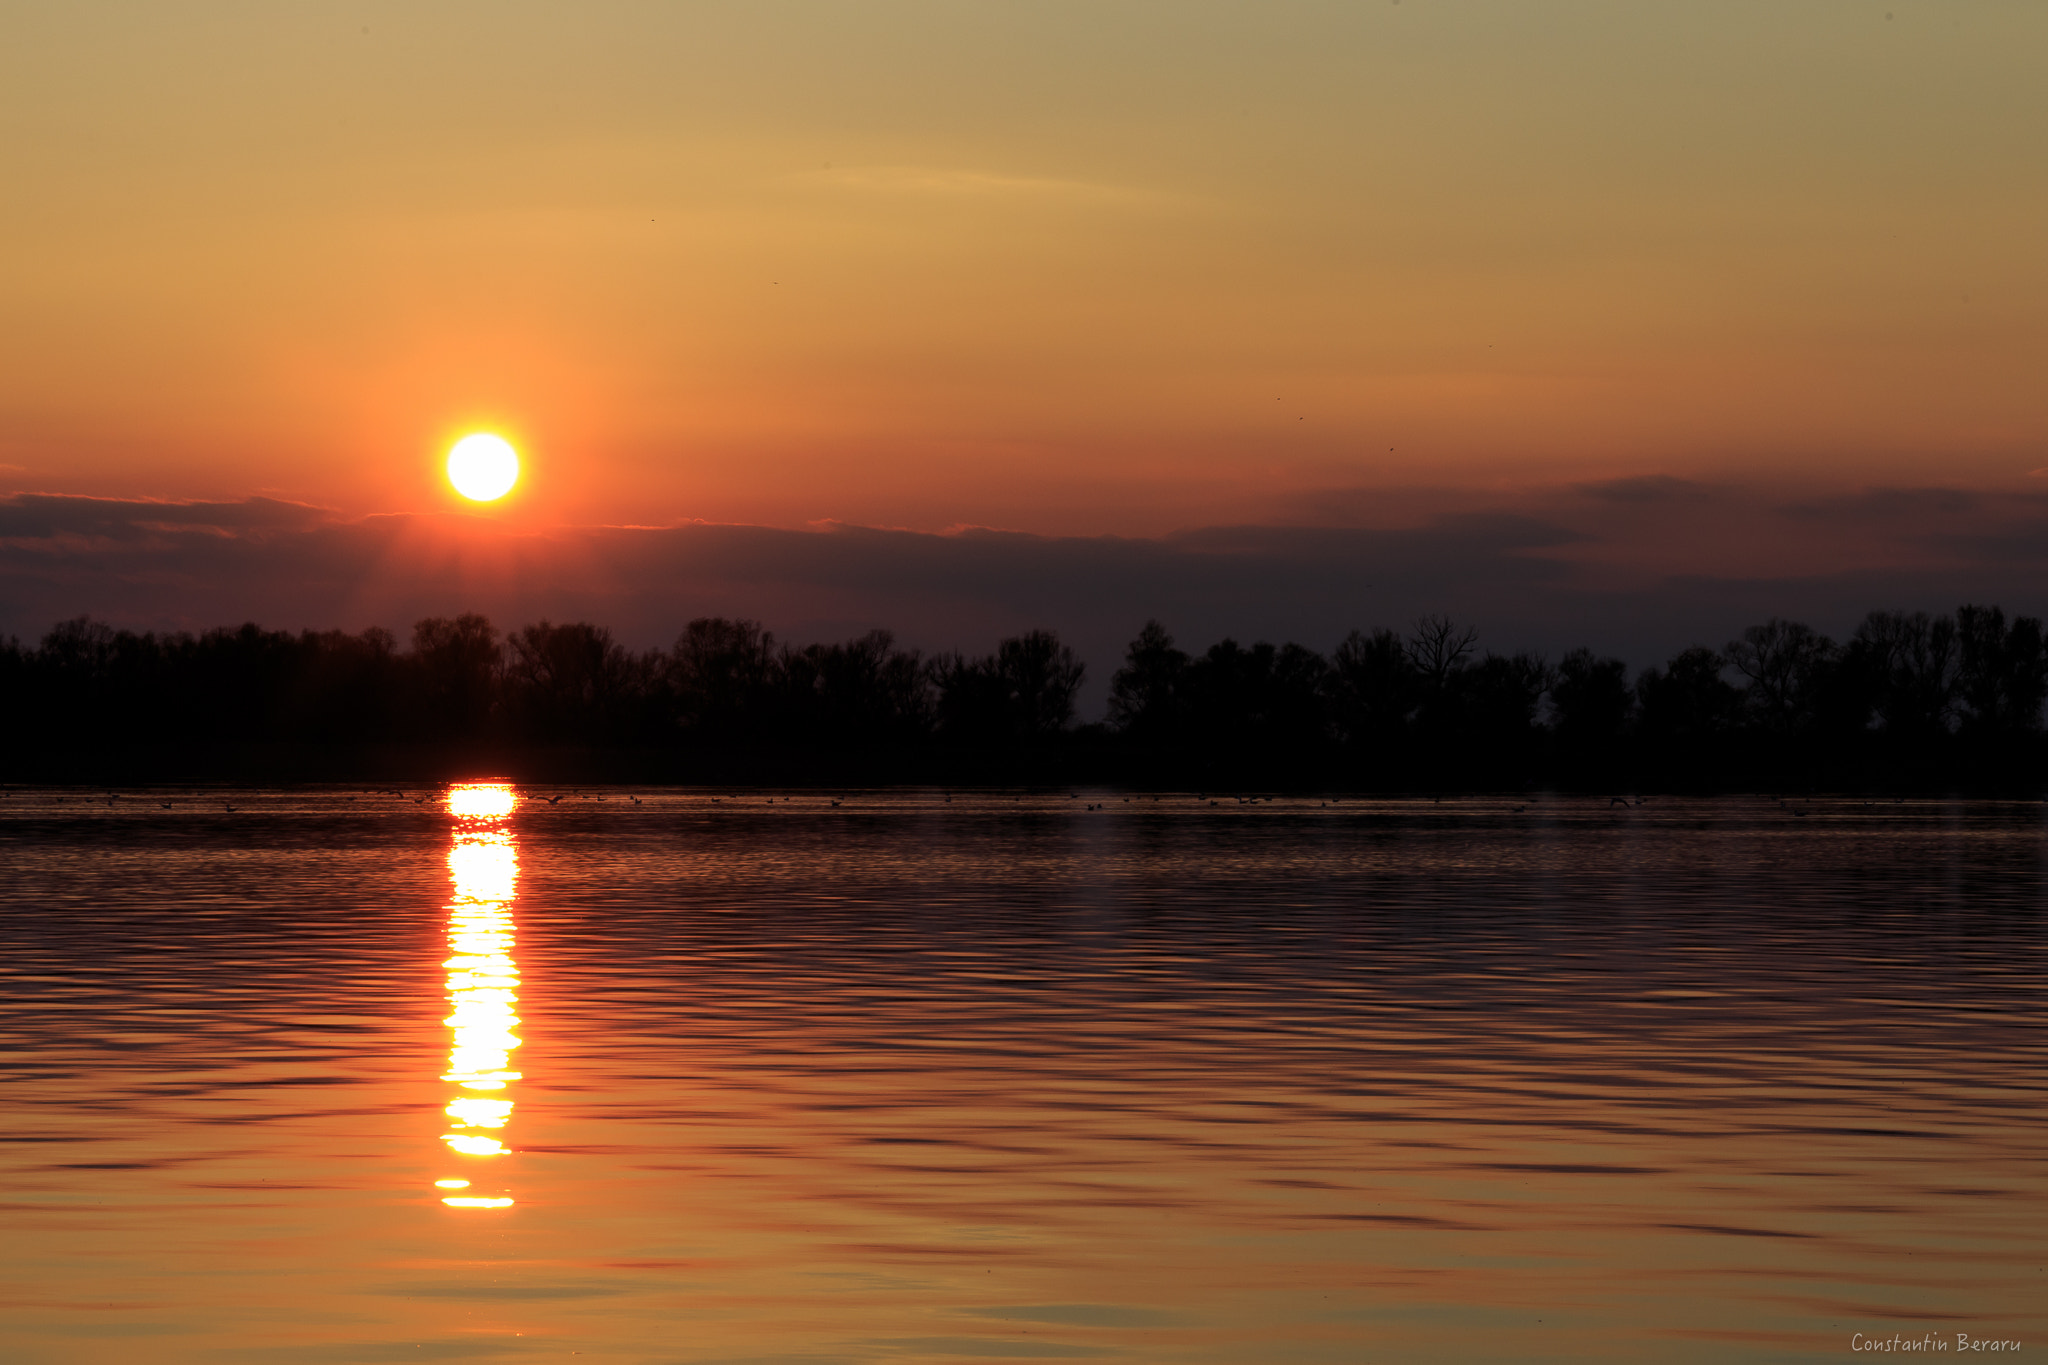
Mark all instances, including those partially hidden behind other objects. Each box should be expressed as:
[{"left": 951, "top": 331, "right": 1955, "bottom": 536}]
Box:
[{"left": 4, "top": 489, "right": 2046, "bottom": 714}]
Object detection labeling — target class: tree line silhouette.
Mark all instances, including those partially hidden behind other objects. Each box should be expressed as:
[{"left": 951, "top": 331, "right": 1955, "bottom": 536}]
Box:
[{"left": 4, "top": 604, "right": 2043, "bottom": 789}]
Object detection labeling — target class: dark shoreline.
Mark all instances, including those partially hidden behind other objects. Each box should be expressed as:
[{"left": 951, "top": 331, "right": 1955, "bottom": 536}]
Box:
[
  {"left": 4, "top": 749, "right": 2041, "bottom": 799},
  {"left": 10, "top": 604, "right": 2045, "bottom": 795}
]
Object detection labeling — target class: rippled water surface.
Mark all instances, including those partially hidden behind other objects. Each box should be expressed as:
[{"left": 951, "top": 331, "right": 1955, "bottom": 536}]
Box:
[{"left": 1, "top": 789, "right": 2042, "bottom": 1364}]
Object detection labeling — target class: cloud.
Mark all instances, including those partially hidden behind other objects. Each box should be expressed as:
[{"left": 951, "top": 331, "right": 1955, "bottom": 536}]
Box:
[
  {"left": 1927, "top": 517, "right": 2048, "bottom": 565},
  {"left": 1573, "top": 475, "right": 1715, "bottom": 504},
  {"left": 1782, "top": 486, "right": 1990, "bottom": 521},
  {"left": 4, "top": 488, "right": 2047, "bottom": 714},
  {"left": 803, "top": 164, "right": 1175, "bottom": 209},
  {"left": 0, "top": 493, "right": 333, "bottom": 541}
]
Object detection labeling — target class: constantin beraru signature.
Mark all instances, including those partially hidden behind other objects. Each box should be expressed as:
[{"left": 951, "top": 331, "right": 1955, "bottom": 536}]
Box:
[{"left": 1851, "top": 1333, "right": 2024, "bottom": 1353}]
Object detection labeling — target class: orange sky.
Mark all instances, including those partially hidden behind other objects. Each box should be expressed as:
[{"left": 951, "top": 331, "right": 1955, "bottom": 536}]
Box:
[{"left": 2, "top": 2, "right": 2044, "bottom": 535}]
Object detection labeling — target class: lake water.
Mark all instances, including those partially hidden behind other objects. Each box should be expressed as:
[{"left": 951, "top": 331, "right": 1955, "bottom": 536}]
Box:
[{"left": 0, "top": 788, "right": 2041, "bottom": 1364}]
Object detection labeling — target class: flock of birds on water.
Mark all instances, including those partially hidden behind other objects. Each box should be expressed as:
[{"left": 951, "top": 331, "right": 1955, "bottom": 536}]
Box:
[{"left": 0, "top": 790, "right": 1918, "bottom": 817}]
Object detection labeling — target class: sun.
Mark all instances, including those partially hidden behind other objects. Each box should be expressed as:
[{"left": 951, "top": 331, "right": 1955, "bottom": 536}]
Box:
[{"left": 447, "top": 434, "right": 520, "bottom": 502}]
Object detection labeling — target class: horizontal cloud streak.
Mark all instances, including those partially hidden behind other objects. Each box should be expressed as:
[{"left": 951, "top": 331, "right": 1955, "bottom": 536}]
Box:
[{"left": 0, "top": 493, "right": 331, "bottom": 539}]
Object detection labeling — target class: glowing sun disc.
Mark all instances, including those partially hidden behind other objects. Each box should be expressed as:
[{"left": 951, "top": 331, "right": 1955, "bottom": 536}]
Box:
[{"left": 447, "top": 435, "right": 519, "bottom": 501}]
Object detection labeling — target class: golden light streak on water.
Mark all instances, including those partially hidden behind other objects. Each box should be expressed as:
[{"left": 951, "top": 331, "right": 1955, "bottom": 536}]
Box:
[
  {"left": 436, "top": 783, "right": 521, "bottom": 1209},
  {"left": 446, "top": 785, "right": 517, "bottom": 820}
]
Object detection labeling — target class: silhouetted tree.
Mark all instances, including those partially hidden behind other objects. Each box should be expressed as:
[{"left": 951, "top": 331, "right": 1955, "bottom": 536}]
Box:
[
  {"left": 5, "top": 600, "right": 2044, "bottom": 789},
  {"left": 779, "top": 629, "right": 932, "bottom": 749},
  {"left": 505, "top": 621, "right": 641, "bottom": 745},
  {"left": 667, "top": 617, "right": 779, "bottom": 744},
  {"left": 1407, "top": 615, "right": 1479, "bottom": 755},
  {"left": 1453, "top": 651, "right": 1551, "bottom": 784},
  {"left": 1551, "top": 648, "right": 1631, "bottom": 780},
  {"left": 17, "top": 617, "right": 414, "bottom": 760},
  {"left": 410, "top": 614, "right": 501, "bottom": 742},
  {"left": 1955, "top": 604, "right": 2048, "bottom": 739},
  {"left": 1179, "top": 638, "right": 1331, "bottom": 780},
  {"left": 931, "top": 651, "right": 1012, "bottom": 749},
  {"left": 1638, "top": 647, "right": 1738, "bottom": 740},
  {"left": 1855, "top": 611, "right": 1958, "bottom": 741},
  {"left": 182, "top": 624, "right": 304, "bottom": 743},
  {"left": 1726, "top": 619, "right": 1838, "bottom": 738},
  {"left": 1327, "top": 628, "right": 1414, "bottom": 781},
  {"left": 1407, "top": 614, "right": 1477, "bottom": 692},
  {"left": 283, "top": 627, "right": 401, "bottom": 745},
  {"left": 1635, "top": 646, "right": 1742, "bottom": 786},
  {"left": 1107, "top": 620, "right": 1189, "bottom": 742},
  {"left": 39, "top": 616, "right": 118, "bottom": 682},
  {"left": 933, "top": 629, "right": 1083, "bottom": 753},
  {"left": 33, "top": 617, "right": 123, "bottom": 743},
  {"left": 0, "top": 634, "right": 27, "bottom": 734},
  {"left": 997, "top": 630, "right": 1085, "bottom": 742}
]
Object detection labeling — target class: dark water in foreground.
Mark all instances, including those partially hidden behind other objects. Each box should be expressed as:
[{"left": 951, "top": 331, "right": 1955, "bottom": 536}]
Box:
[{"left": 0, "top": 789, "right": 2041, "bottom": 1364}]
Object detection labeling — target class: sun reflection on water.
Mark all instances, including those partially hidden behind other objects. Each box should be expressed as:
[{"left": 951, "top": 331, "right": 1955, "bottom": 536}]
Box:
[{"left": 437, "top": 783, "right": 521, "bottom": 1209}]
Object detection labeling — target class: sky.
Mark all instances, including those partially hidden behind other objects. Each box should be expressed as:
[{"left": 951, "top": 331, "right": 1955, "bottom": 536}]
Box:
[{"left": 3, "top": 2, "right": 2046, "bottom": 694}]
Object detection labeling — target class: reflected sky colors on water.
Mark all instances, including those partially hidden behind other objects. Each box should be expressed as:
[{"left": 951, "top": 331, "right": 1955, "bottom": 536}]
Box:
[{"left": 0, "top": 790, "right": 2042, "bottom": 1363}]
